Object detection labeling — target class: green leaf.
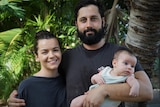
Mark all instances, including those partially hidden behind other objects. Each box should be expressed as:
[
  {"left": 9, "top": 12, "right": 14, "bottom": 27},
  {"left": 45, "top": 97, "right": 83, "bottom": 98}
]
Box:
[
  {"left": 0, "top": 28, "right": 22, "bottom": 43},
  {"left": 0, "top": 28, "right": 23, "bottom": 51},
  {"left": 0, "top": 0, "right": 8, "bottom": 6}
]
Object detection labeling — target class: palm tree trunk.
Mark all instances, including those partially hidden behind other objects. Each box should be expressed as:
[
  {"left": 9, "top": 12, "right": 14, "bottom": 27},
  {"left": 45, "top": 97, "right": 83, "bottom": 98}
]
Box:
[
  {"left": 125, "top": 0, "right": 160, "bottom": 107},
  {"left": 125, "top": 0, "right": 160, "bottom": 78}
]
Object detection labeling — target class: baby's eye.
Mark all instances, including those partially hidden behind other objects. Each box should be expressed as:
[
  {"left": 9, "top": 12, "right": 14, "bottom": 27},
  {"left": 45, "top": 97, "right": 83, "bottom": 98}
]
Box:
[
  {"left": 131, "top": 65, "right": 135, "bottom": 68},
  {"left": 124, "top": 62, "right": 128, "bottom": 65}
]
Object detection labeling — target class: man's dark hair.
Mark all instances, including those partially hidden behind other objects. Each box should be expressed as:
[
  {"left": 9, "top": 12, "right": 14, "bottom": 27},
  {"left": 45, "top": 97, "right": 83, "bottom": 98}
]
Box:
[{"left": 74, "top": 0, "right": 104, "bottom": 21}]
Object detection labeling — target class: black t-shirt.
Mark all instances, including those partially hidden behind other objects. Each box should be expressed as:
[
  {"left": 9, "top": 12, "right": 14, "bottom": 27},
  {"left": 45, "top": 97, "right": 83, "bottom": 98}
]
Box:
[
  {"left": 17, "top": 76, "right": 66, "bottom": 107},
  {"left": 59, "top": 43, "right": 143, "bottom": 107}
]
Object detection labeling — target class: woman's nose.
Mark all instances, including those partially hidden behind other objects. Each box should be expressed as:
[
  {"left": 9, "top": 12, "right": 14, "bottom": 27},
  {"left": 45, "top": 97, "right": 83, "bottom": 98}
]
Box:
[{"left": 48, "top": 51, "right": 54, "bottom": 57}]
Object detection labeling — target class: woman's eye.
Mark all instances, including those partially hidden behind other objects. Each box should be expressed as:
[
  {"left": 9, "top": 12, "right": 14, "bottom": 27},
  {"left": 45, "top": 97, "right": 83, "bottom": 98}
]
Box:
[{"left": 42, "top": 51, "right": 47, "bottom": 54}]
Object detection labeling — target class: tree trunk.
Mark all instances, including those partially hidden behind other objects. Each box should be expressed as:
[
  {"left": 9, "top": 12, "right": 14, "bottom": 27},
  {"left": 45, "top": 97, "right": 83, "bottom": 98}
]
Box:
[
  {"left": 125, "top": 0, "right": 160, "bottom": 78},
  {"left": 125, "top": 0, "right": 160, "bottom": 107}
]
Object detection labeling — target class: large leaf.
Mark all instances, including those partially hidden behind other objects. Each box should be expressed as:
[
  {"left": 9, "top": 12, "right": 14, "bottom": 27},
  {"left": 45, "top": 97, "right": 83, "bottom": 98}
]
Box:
[
  {"left": 0, "top": 28, "right": 22, "bottom": 42},
  {"left": 0, "top": 0, "right": 25, "bottom": 18},
  {"left": 0, "top": 28, "right": 23, "bottom": 51}
]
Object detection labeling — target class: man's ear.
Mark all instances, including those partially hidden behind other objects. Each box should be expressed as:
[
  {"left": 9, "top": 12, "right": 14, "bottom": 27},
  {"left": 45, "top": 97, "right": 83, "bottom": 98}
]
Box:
[
  {"left": 75, "top": 21, "right": 77, "bottom": 27},
  {"left": 102, "top": 17, "right": 105, "bottom": 27}
]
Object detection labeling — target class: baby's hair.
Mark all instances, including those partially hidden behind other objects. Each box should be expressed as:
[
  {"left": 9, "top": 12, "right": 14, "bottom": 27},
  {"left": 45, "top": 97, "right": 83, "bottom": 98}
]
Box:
[{"left": 113, "top": 47, "right": 135, "bottom": 59}]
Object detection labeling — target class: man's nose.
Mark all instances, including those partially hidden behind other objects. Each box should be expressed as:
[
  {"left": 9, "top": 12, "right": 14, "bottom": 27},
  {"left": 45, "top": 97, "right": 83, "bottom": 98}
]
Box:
[{"left": 86, "top": 20, "right": 92, "bottom": 28}]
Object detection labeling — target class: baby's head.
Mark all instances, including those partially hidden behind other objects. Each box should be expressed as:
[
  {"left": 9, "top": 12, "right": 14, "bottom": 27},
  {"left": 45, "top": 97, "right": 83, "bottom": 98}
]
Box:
[{"left": 112, "top": 47, "right": 137, "bottom": 76}]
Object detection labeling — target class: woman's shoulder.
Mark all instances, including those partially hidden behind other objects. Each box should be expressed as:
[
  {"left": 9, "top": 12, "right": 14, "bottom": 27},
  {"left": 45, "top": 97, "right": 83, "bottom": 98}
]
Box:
[{"left": 18, "top": 76, "right": 35, "bottom": 89}]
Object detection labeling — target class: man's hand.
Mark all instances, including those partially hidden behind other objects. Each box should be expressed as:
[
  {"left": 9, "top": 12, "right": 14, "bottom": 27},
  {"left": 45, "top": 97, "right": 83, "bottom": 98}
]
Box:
[
  {"left": 8, "top": 90, "right": 25, "bottom": 107},
  {"left": 83, "top": 85, "right": 107, "bottom": 107}
]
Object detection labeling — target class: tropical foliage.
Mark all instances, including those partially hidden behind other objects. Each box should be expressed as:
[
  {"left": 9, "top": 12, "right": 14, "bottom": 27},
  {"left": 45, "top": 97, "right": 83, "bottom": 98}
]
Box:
[{"left": 0, "top": 0, "right": 81, "bottom": 103}]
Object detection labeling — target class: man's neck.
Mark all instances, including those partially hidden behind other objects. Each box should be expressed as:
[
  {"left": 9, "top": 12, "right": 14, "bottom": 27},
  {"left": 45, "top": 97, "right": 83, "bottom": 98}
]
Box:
[{"left": 83, "top": 38, "right": 105, "bottom": 50}]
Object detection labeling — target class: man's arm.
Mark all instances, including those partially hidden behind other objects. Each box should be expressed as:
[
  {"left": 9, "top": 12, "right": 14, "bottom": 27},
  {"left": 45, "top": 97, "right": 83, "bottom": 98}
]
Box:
[
  {"left": 83, "top": 71, "right": 153, "bottom": 107},
  {"left": 8, "top": 90, "right": 25, "bottom": 107},
  {"left": 111, "top": 71, "right": 153, "bottom": 101}
]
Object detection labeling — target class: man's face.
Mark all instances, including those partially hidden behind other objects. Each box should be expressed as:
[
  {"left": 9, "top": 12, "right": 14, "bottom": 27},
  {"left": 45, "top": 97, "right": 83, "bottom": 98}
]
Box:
[{"left": 76, "top": 5, "right": 104, "bottom": 45}]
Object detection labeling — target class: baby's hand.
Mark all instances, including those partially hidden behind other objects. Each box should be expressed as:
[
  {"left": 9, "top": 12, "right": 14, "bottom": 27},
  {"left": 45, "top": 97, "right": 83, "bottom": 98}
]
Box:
[
  {"left": 91, "top": 74, "right": 105, "bottom": 85},
  {"left": 127, "top": 75, "right": 140, "bottom": 97},
  {"left": 129, "top": 86, "right": 139, "bottom": 97},
  {"left": 129, "top": 79, "right": 139, "bottom": 97},
  {"left": 97, "top": 66, "right": 105, "bottom": 72}
]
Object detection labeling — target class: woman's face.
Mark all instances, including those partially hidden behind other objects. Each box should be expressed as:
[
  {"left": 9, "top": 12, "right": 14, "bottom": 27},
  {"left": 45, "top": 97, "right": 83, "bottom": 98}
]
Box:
[{"left": 35, "top": 38, "right": 62, "bottom": 72}]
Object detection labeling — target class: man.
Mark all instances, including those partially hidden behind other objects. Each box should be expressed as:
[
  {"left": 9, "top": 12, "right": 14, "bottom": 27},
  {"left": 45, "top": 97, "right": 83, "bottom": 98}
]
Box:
[{"left": 8, "top": 0, "right": 153, "bottom": 107}]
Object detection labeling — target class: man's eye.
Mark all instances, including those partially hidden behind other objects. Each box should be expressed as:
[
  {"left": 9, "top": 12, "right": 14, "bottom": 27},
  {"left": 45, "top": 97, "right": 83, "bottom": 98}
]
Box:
[
  {"left": 53, "top": 49, "right": 59, "bottom": 52},
  {"left": 91, "top": 17, "right": 97, "bottom": 21},
  {"left": 80, "top": 19, "right": 86, "bottom": 23}
]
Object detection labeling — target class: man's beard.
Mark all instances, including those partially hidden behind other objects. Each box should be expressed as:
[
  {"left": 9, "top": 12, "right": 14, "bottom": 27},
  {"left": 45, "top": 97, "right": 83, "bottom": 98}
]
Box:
[{"left": 77, "top": 27, "right": 105, "bottom": 45}]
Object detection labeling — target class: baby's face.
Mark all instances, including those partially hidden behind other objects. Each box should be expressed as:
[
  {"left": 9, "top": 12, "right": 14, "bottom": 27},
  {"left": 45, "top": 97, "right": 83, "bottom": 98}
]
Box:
[{"left": 113, "top": 52, "right": 137, "bottom": 76}]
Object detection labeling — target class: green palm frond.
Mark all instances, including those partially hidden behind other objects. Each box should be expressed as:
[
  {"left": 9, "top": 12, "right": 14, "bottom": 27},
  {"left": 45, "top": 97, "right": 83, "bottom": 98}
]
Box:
[
  {"left": 0, "top": 28, "right": 22, "bottom": 43},
  {"left": 26, "top": 14, "right": 54, "bottom": 31},
  {"left": 0, "top": 28, "right": 37, "bottom": 101},
  {"left": 0, "top": 28, "right": 23, "bottom": 55},
  {"left": 0, "top": 44, "right": 35, "bottom": 101}
]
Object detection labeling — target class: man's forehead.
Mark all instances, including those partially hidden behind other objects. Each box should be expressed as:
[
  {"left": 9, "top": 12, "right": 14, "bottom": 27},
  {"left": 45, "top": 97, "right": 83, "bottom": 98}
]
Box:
[{"left": 77, "top": 5, "right": 99, "bottom": 17}]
